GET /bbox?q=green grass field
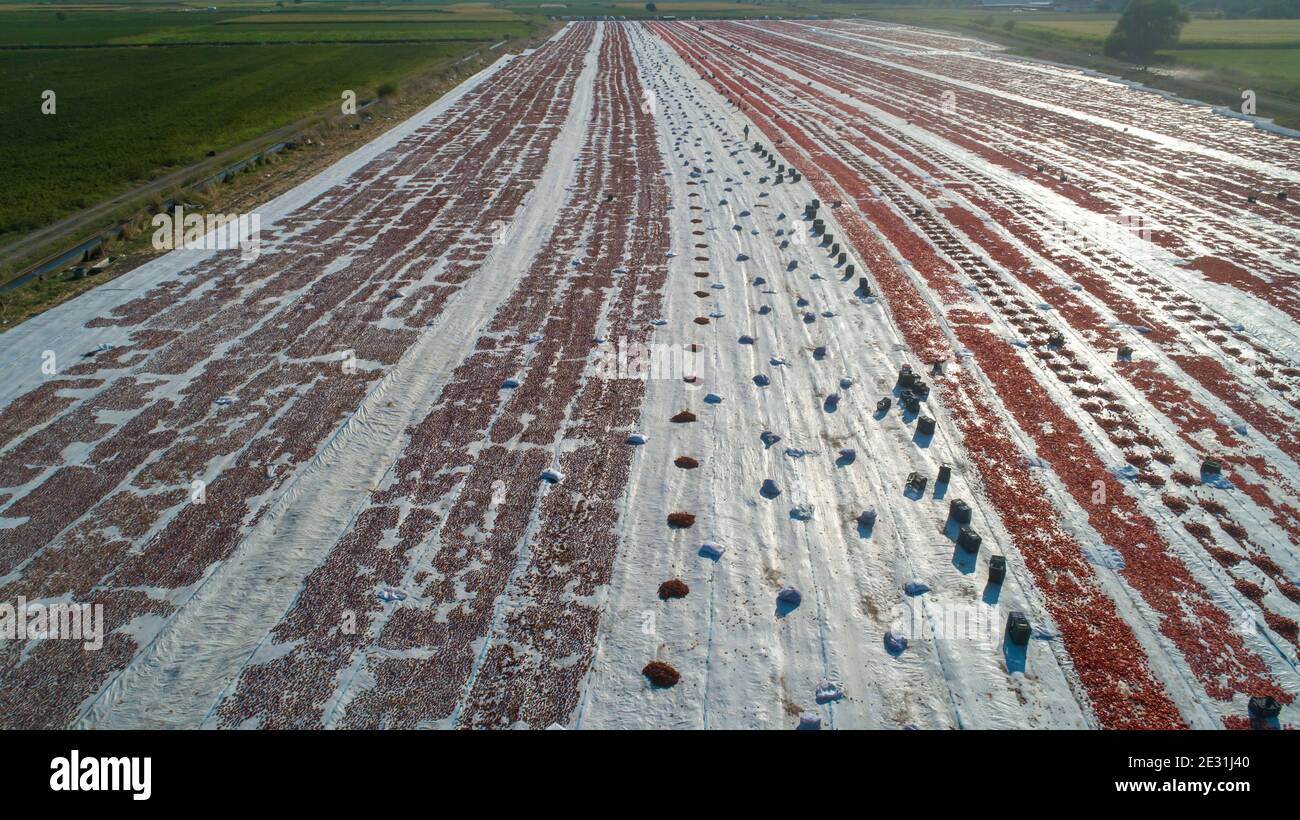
[1169,46,1300,98]
[0,2,541,247]
[0,5,533,45]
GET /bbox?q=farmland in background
[0,1,542,247]
[7,1,1297,296]
[855,8,1300,119]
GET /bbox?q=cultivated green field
[0,2,542,248]
[0,4,533,45]
[1,43,463,237]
